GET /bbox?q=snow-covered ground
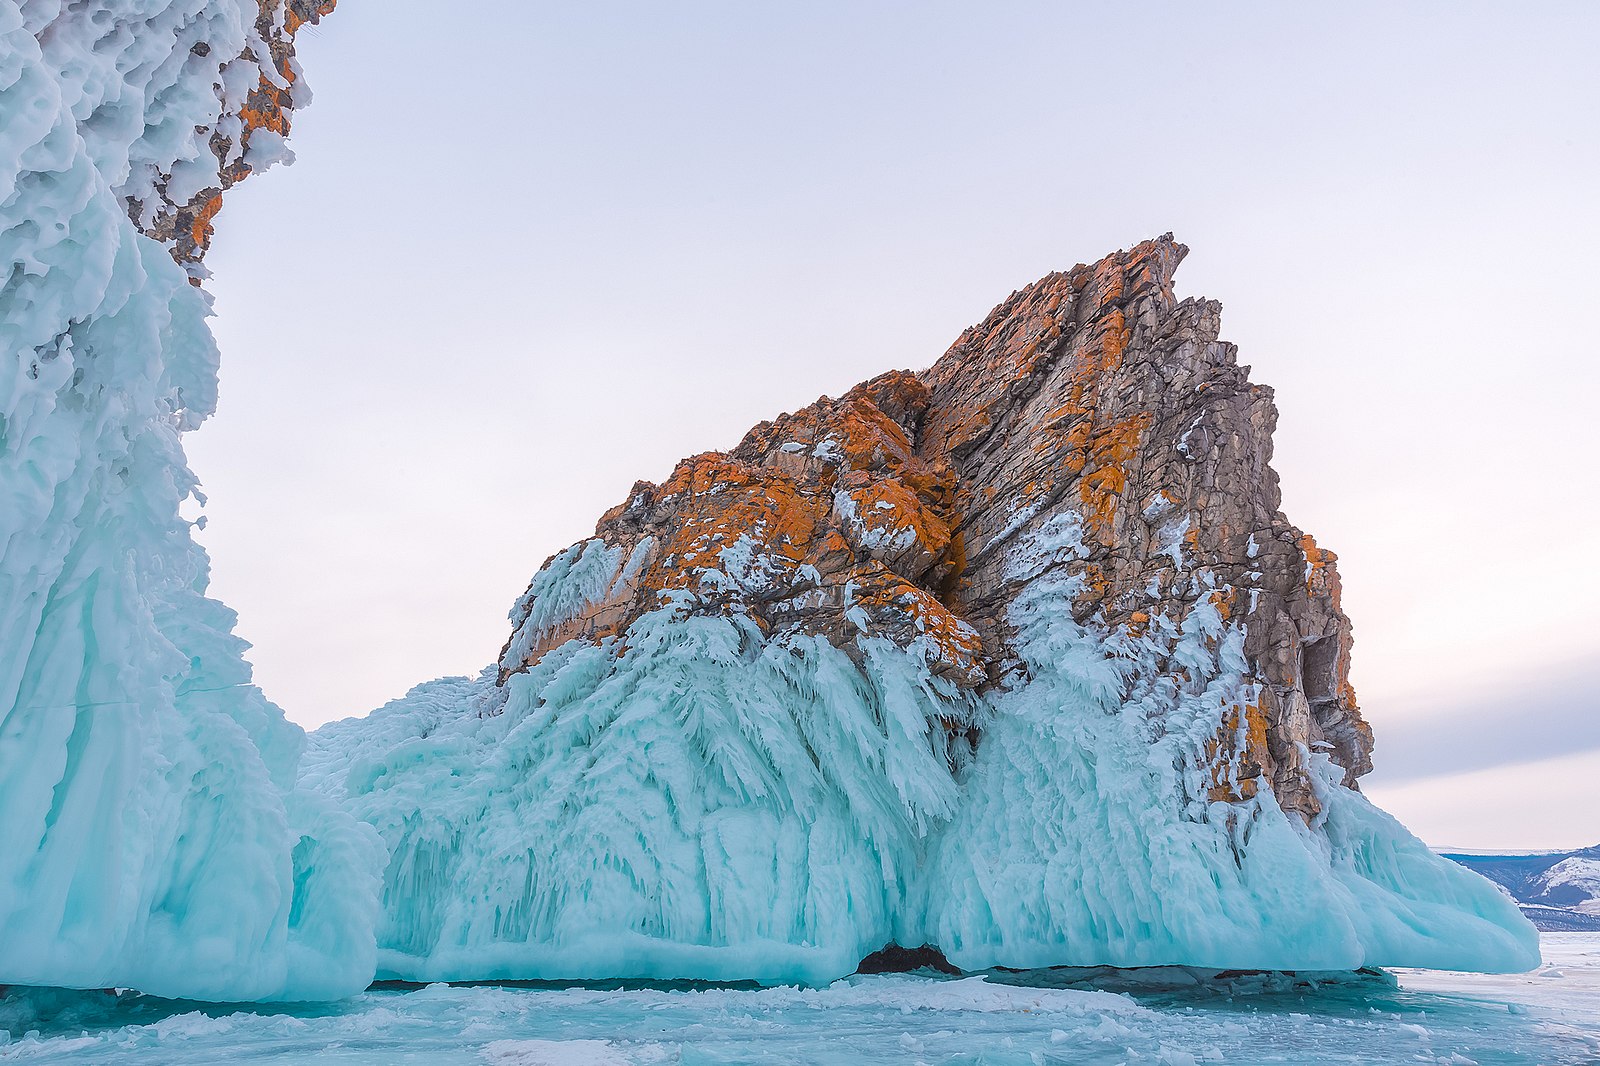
[2,935,1595,1065]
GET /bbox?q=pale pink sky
[190,2,1598,849]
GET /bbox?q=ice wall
[303,616,975,985]
[304,517,1538,983]
[0,0,378,1001]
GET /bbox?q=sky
[190,2,1598,850]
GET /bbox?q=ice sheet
[2,935,1595,1065]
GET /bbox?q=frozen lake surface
[3,935,1595,1064]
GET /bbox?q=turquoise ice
[0,0,379,1001]
[301,518,1538,986]
[3,934,1598,1065]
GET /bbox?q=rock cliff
[500,235,1370,823]
[301,237,1535,983]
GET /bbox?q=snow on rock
[0,0,378,1002]
[1445,846,1600,930]
[1533,857,1600,911]
[304,238,1538,984]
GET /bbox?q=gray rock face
[918,235,1371,816]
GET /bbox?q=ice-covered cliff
[303,237,1539,984]
[0,0,379,1001]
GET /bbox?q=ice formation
[0,0,378,1000]
[920,518,1537,973]
[305,518,1534,984]
[303,239,1538,985]
[10,945,1600,1066]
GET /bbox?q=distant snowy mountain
[1445,847,1600,931]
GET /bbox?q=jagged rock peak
[307,237,1533,983]
[499,235,1373,821]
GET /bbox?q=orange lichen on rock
[138,0,337,272]
[624,455,821,607]
[188,193,224,254]
[1075,308,1132,396]
[847,565,984,685]
[837,477,952,570]
[500,369,983,690]
[941,407,992,458]
[284,0,337,35]
[1206,697,1271,802]
[1076,413,1150,542]
[832,400,916,472]
[1297,533,1338,594]
[238,62,294,138]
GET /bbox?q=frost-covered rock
[0,0,379,1001]
[306,238,1539,983]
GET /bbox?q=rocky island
[303,237,1535,985]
